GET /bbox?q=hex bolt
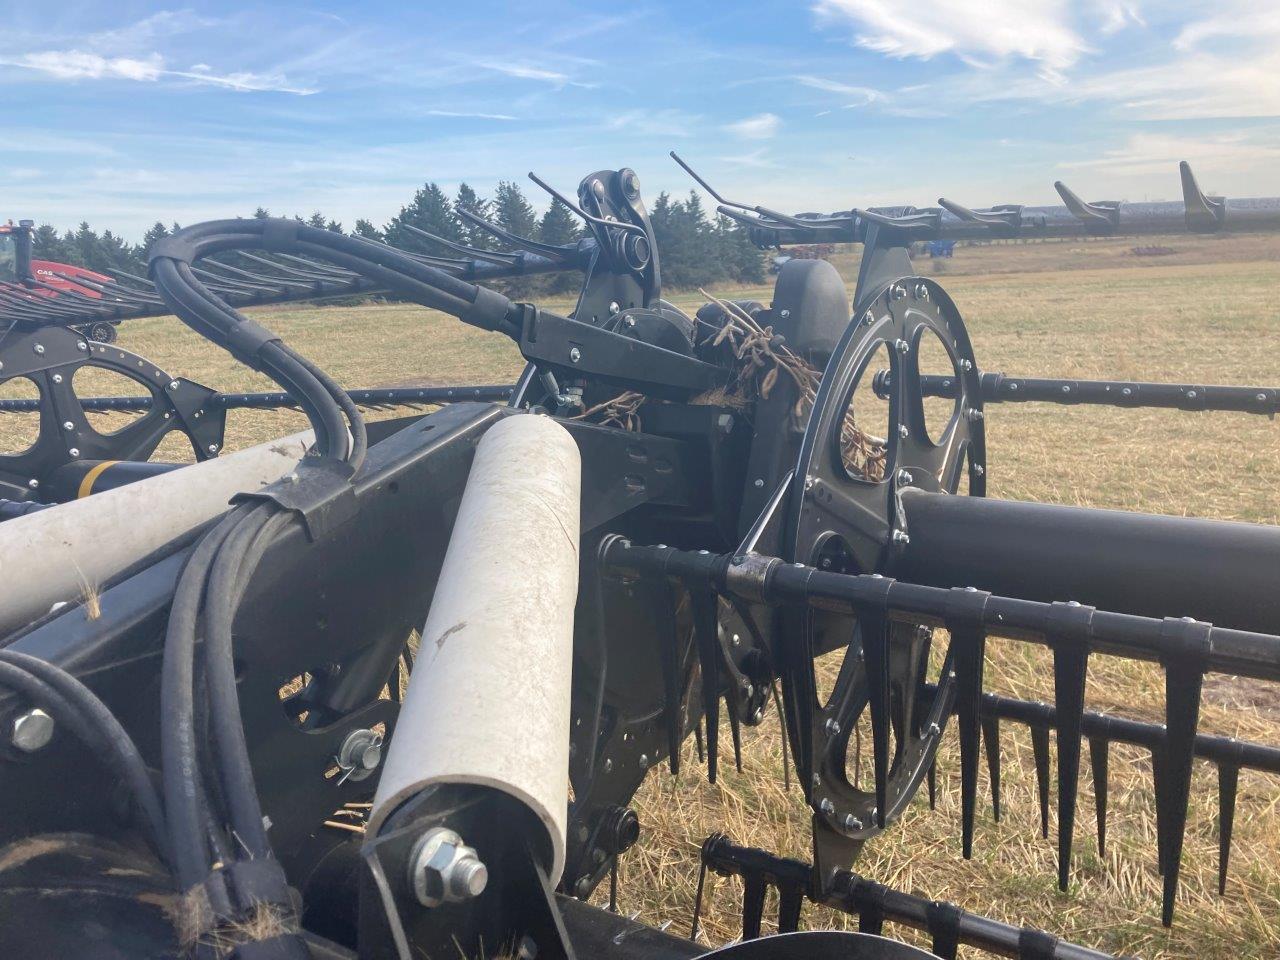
[891,285,907,300]
[51,373,62,384]
[77,341,88,351]
[973,464,985,476]
[843,814,863,831]
[408,827,489,908]
[898,424,909,439]
[892,530,910,545]
[68,448,80,458]
[1187,390,1198,399]
[1062,385,1071,394]
[608,301,620,315]
[825,717,841,736]
[819,797,835,815]
[959,359,973,372]
[569,347,582,363]
[12,709,55,752]
[928,722,941,737]
[638,753,650,769]
[33,343,45,355]
[1009,382,1019,391]
[168,381,180,391]
[897,469,913,485]
[965,408,984,422]
[207,444,219,454]
[753,478,764,488]
[62,421,74,431]
[27,479,38,489]
[624,315,637,328]
[862,313,874,325]
[896,339,910,354]
[779,308,791,319]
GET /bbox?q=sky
[2,1,1278,241]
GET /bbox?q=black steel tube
[0,384,514,413]
[600,540,1280,681]
[897,489,1280,636]
[874,370,1280,416]
[701,835,1116,960]
[937,685,1280,775]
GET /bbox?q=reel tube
[369,412,582,884]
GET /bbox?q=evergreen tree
[490,181,539,296]
[253,207,271,219]
[307,211,328,229]
[454,183,492,250]
[384,183,459,254]
[141,221,170,255]
[353,219,383,243]
[30,224,68,263]
[71,223,103,272]
[538,200,582,294]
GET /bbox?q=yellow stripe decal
[78,460,120,499]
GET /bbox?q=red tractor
[0,220,120,342]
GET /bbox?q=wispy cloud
[474,61,571,84]
[0,49,318,94]
[425,109,519,121]
[723,113,781,140]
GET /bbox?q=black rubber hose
[201,504,285,859]
[0,659,168,862]
[0,650,169,866]
[160,506,244,888]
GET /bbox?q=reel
[779,277,985,878]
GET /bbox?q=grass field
[3,233,1278,958]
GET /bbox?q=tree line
[26,181,764,294]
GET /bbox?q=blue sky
[2,1,1278,240]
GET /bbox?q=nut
[12,709,54,752]
[409,827,489,908]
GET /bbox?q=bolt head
[409,827,489,908]
[753,478,764,488]
[959,359,973,372]
[33,344,45,355]
[973,464,985,476]
[76,341,87,351]
[62,421,74,431]
[12,709,54,752]
[608,301,620,314]
[965,408,984,422]
[207,444,219,454]
[898,423,909,439]
[897,469,913,485]
[896,339,910,354]
[68,448,80,458]
[825,717,841,736]
[819,797,835,815]
[27,479,38,489]
[779,309,791,319]
[51,373,62,384]
[569,347,582,363]
[892,530,910,544]
[843,814,863,831]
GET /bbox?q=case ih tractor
[0,220,121,343]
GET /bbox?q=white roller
[0,430,313,636]
[369,413,581,884]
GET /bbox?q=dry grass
[2,239,1279,958]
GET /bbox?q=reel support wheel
[779,277,985,886]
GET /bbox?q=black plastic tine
[937,198,1020,236]
[272,251,361,278]
[1151,749,1168,875]
[727,701,744,774]
[777,882,804,934]
[669,151,851,229]
[741,873,767,941]
[690,858,708,940]
[1030,724,1051,839]
[1048,601,1095,890]
[527,171,648,237]
[770,681,791,791]
[204,259,314,290]
[691,589,721,783]
[1217,762,1239,895]
[981,715,1002,822]
[457,207,572,262]
[400,223,519,264]
[1179,161,1226,231]
[858,577,895,829]
[927,758,937,810]
[1088,736,1109,857]
[1155,617,1212,926]
[608,857,619,912]
[850,207,937,230]
[946,586,991,858]
[694,720,705,765]
[655,580,684,777]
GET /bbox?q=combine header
[0,158,1278,960]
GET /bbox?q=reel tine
[1155,617,1212,926]
[777,882,804,935]
[400,223,518,264]
[457,207,573,262]
[691,588,721,783]
[927,758,937,810]
[727,697,744,774]
[741,872,767,941]
[1179,161,1226,231]
[1088,735,1109,857]
[1048,601,1095,890]
[654,579,684,777]
[1030,724,1051,840]
[946,587,991,858]
[857,577,895,829]
[1218,762,1239,895]
[981,714,1002,822]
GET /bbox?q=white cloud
[1058,132,1280,178]
[812,0,1090,71]
[607,108,702,137]
[723,113,781,140]
[425,109,518,121]
[0,49,317,95]
[793,74,882,106]
[474,61,571,84]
